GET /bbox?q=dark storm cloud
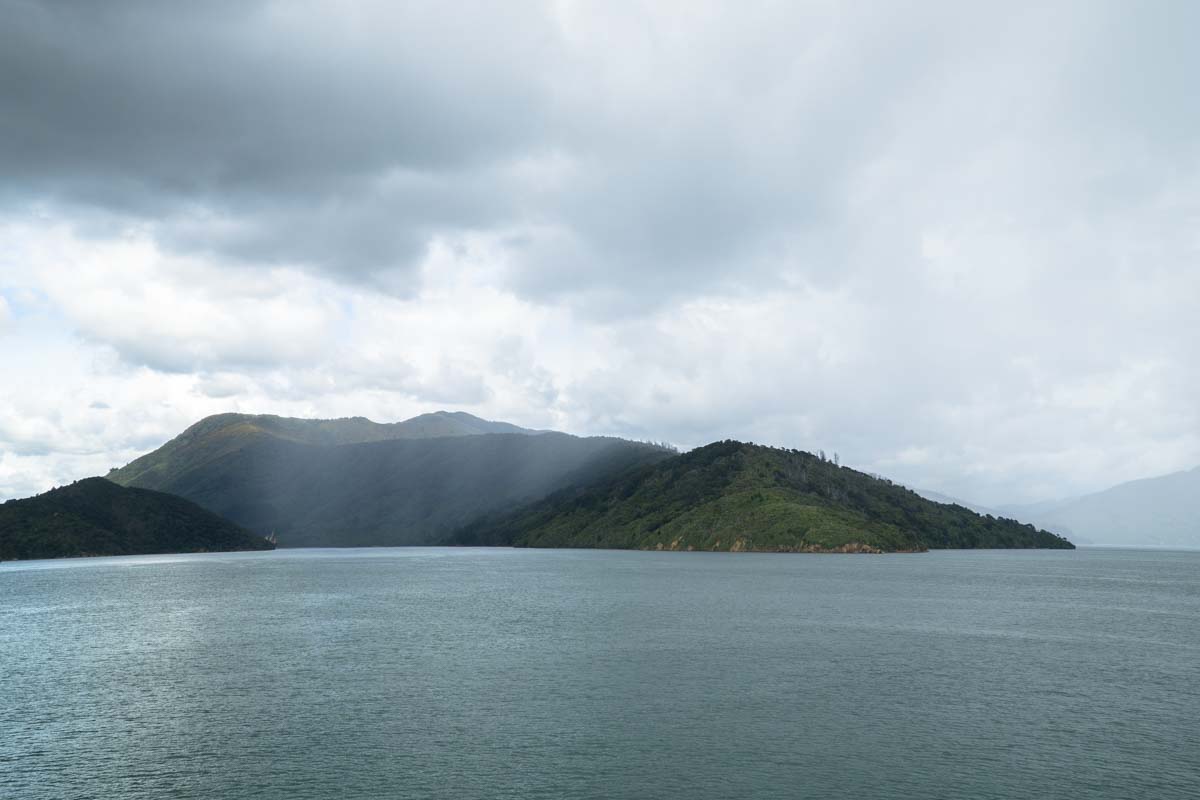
[0,0,559,274]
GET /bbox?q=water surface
[2,547,1198,799]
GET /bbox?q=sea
[2,547,1197,799]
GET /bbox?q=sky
[1,0,1197,506]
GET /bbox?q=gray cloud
[1,1,1081,295]
[6,2,1195,298]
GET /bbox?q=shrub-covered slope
[451,441,1075,552]
[0,478,273,560]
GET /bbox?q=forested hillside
[452,441,1075,553]
[0,478,273,560]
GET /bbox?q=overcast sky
[1,0,1197,506]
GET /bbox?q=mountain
[1002,466,1200,547]
[108,413,673,547]
[451,441,1074,552]
[108,411,541,488]
[0,478,273,560]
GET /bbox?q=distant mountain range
[108,412,672,547]
[917,466,1200,548]
[453,441,1073,552]
[0,477,273,560]
[997,466,1200,548]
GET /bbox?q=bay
[2,547,1198,799]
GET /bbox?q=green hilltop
[451,440,1076,553]
[0,477,274,561]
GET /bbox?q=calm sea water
[2,547,1198,799]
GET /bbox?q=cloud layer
[2,1,1198,505]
